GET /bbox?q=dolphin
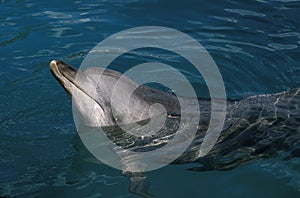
[50,60,300,197]
[50,60,181,126]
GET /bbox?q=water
[1,0,300,197]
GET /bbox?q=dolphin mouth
[50,60,106,112]
[50,60,78,95]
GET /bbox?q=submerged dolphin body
[50,60,300,197]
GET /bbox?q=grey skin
[50,60,300,197]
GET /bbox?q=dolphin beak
[50,60,79,95]
[50,60,77,84]
[50,60,106,112]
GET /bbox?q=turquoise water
[1,0,300,197]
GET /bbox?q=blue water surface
[0,0,300,197]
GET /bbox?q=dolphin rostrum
[50,60,300,197]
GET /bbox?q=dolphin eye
[115,115,123,124]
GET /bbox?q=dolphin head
[50,60,179,127]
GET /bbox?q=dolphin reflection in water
[50,60,300,197]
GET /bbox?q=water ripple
[225,8,266,17]
[0,31,29,47]
[268,32,300,38]
[207,38,274,51]
[268,43,298,50]
[33,11,73,19]
[212,16,238,23]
